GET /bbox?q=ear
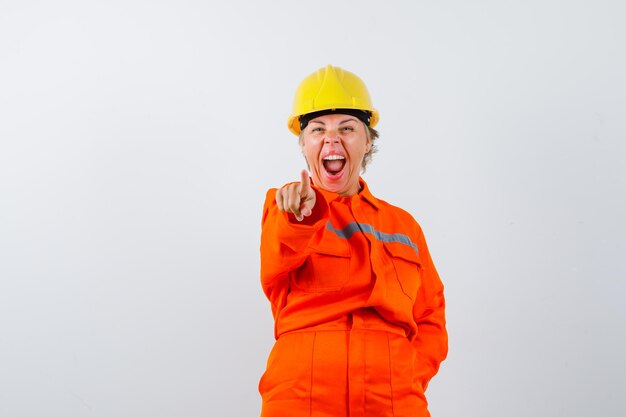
[299,133,305,149]
[365,136,372,154]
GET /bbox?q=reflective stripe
[326,221,419,255]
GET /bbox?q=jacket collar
[357,178,380,210]
[314,177,380,211]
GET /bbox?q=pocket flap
[383,241,420,266]
[308,235,351,257]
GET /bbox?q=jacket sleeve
[411,225,448,391]
[260,186,329,318]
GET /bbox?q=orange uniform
[259,179,447,417]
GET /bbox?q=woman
[259,65,447,417]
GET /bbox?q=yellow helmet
[287,65,380,135]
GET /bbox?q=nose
[324,128,341,144]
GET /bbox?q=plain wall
[1,0,624,416]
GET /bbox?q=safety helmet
[287,65,380,135]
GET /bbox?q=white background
[1,1,625,416]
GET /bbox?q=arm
[260,171,329,316]
[411,226,448,391]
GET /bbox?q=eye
[341,126,354,132]
[311,126,324,133]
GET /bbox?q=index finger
[299,169,311,195]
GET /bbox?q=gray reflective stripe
[325,221,419,255]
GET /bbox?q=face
[300,113,372,196]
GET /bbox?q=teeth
[323,155,345,161]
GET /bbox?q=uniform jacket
[260,178,447,390]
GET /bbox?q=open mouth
[322,154,346,176]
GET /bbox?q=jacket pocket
[292,239,351,292]
[384,242,422,300]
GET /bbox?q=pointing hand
[275,170,317,222]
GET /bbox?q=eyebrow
[310,117,358,126]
